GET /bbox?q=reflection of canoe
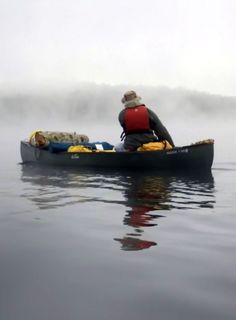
[20,140,214,171]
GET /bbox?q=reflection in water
[115,172,215,250]
[113,237,157,251]
[20,165,215,251]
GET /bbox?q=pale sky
[0,0,236,96]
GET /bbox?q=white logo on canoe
[167,148,189,155]
[71,154,80,159]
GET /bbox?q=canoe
[20,140,214,172]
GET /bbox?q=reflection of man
[124,207,164,228]
[114,174,170,251]
[125,175,171,210]
[123,175,169,233]
[114,237,157,251]
[114,207,162,251]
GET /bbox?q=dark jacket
[119,105,175,150]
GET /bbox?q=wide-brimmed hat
[121,90,142,107]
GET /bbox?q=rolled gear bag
[29,131,89,147]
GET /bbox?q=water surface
[1,157,236,320]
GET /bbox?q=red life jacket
[124,105,150,134]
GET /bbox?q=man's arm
[148,109,175,147]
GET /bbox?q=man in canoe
[117,90,175,151]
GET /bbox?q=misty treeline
[0,84,235,123]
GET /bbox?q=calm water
[1,137,236,320]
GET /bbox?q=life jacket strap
[120,131,126,141]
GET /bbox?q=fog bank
[1,84,235,123]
